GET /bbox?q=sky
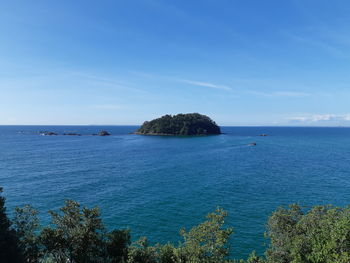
[1,0,350,126]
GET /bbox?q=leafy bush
[2,187,350,263]
[266,204,350,263]
[0,187,24,263]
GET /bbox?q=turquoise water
[1,126,350,259]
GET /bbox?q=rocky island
[135,113,221,135]
[91,130,111,136]
[98,130,110,136]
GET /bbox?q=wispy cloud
[129,71,157,79]
[69,71,149,94]
[247,90,311,97]
[132,71,233,92]
[288,114,350,123]
[274,91,311,97]
[70,72,132,86]
[178,79,232,91]
[283,32,347,58]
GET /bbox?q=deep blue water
[1,126,350,259]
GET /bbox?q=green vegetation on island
[135,113,221,136]
[2,187,350,263]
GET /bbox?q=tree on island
[136,113,221,136]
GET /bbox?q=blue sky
[1,0,350,126]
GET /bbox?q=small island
[135,113,221,136]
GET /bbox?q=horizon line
[1,124,350,128]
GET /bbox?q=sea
[1,125,350,259]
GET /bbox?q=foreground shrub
[0,187,24,263]
[266,204,350,263]
[2,186,350,263]
[39,200,107,262]
[178,208,233,263]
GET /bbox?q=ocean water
[1,126,350,259]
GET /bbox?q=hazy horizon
[2,123,350,127]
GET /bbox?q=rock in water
[40,131,58,136]
[98,130,110,136]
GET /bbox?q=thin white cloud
[69,71,150,94]
[134,71,315,97]
[288,116,311,122]
[132,71,233,92]
[283,32,347,58]
[178,79,232,91]
[130,71,159,79]
[274,91,311,97]
[70,72,132,86]
[288,114,350,123]
[247,90,311,97]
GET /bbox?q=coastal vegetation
[1,187,350,263]
[135,113,221,136]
